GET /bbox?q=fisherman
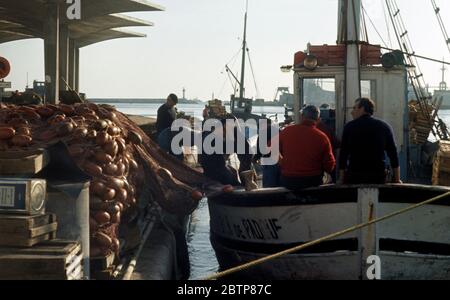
[202,104,209,120]
[317,104,340,150]
[254,118,280,188]
[198,118,256,189]
[278,105,336,191]
[156,93,181,158]
[338,98,402,184]
[317,104,340,182]
[156,93,178,136]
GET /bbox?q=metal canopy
[0,30,34,44]
[77,28,146,48]
[0,0,164,103]
[0,0,163,46]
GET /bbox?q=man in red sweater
[279,105,336,191]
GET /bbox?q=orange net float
[0,57,11,79]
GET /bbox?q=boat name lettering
[216,214,282,241]
[239,218,282,241]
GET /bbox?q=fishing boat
[209,185,450,280]
[225,1,266,123]
[208,0,450,280]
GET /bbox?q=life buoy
[0,57,11,79]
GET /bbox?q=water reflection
[187,198,219,279]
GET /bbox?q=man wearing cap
[156,94,179,156]
[279,105,336,191]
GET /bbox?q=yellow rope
[201,190,450,280]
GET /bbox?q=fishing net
[0,102,217,257]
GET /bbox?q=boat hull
[208,185,450,280]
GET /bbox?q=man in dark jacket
[198,118,254,187]
[156,94,178,135]
[339,98,402,184]
[156,94,178,154]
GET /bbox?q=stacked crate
[409,100,435,145]
[207,99,226,118]
[0,239,83,280]
[432,140,450,186]
[0,149,83,279]
[0,213,57,247]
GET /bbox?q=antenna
[440,58,447,90]
[26,72,29,88]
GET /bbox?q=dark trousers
[281,175,323,191]
[345,170,386,184]
[158,128,184,161]
[204,165,241,186]
[262,164,280,188]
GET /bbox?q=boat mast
[338,0,362,118]
[238,0,248,107]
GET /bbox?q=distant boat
[226,1,266,122]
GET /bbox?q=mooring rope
[200,190,450,280]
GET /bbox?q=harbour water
[103,102,287,124]
[99,101,450,280]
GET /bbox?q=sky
[1,0,450,101]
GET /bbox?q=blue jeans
[157,128,172,152]
[158,128,183,161]
[262,164,280,188]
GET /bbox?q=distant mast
[239,0,248,103]
[338,0,361,119]
[231,0,249,112]
[440,59,447,91]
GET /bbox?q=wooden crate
[90,252,116,280]
[0,149,49,175]
[91,266,115,280]
[432,141,450,186]
[0,213,57,247]
[0,239,83,280]
[90,252,116,271]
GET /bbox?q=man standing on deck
[156,94,178,136]
[199,118,255,189]
[156,93,179,154]
[279,105,336,191]
[339,98,402,184]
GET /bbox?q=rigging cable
[385,0,440,139]
[382,0,393,48]
[246,45,260,99]
[431,0,450,55]
[360,4,370,43]
[362,4,389,48]
[219,47,243,99]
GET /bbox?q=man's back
[279,121,335,177]
[340,115,398,173]
[156,103,176,135]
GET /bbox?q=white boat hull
[208,185,450,280]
